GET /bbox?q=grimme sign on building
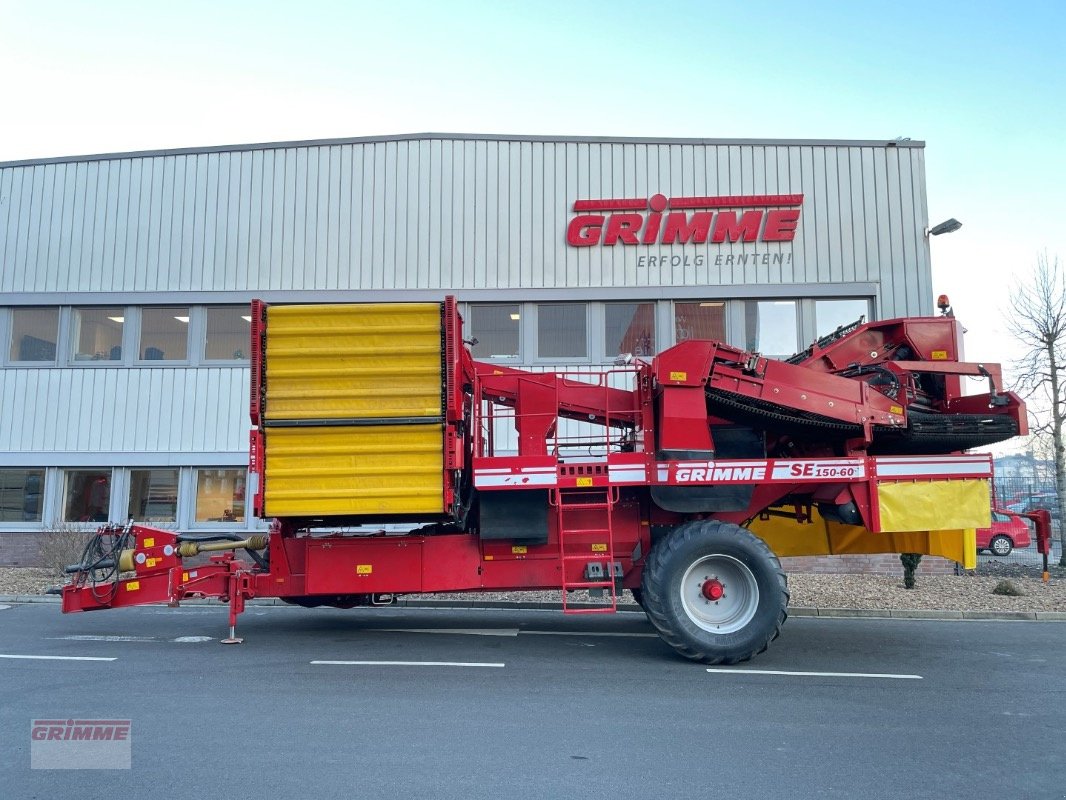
[567,193,802,268]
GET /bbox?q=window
[0,469,45,522]
[63,469,112,522]
[743,300,798,357]
[469,304,520,360]
[675,302,726,342]
[128,469,178,522]
[537,304,587,358]
[9,308,59,362]
[206,307,251,361]
[195,469,246,523]
[815,299,869,337]
[605,303,655,358]
[73,308,124,361]
[140,307,189,361]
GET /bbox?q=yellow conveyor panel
[264,303,443,421]
[264,425,445,517]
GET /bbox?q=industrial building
[0,133,933,564]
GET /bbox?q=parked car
[1019,494,1060,518]
[976,509,1032,556]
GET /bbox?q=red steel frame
[62,298,1032,631]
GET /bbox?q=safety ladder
[553,486,619,614]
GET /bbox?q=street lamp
[927,218,963,236]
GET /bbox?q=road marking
[373,628,520,637]
[0,654,116,662]
[47,635,155,642]
[173,636,213,643]
[311,660,505,668]
[706,668,922,679]
[0,604,11,611]
[520,630,660,638]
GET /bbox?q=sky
[0,0,1063,421]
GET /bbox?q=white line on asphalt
[520,630,660,638]
[372,628,520,637]
[0,654,116,662]
[46,635,155,642]
[706,668,922,679]
[0,604,11,611]
[311,660,505,668]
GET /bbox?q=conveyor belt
[706,389,1020,455]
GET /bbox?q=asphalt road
[1,603,1063,800]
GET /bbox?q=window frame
[203,306,252,364]
[69,306,131,367]
[533,302,591,363]
[5,306,61,366]
[135,306,193,365]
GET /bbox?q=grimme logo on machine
[566,193,803,252]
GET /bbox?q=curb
[2,594,1064,620]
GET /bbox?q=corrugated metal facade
[1,135,928,303]
[0,133,931,488]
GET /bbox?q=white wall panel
[0,368,250,460]
[0,135,930,315]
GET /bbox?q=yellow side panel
[749,510,978,569]
[877,479,990,532]
[264,425,444,517]
[264,303,442,421]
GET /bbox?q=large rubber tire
[641,520,789,664]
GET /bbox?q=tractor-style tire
[641,520,789,664]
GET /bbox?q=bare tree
[1007,252,1066,565]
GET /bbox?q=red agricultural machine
[62,297,1043,663]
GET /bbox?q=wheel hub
[701,578,725,601]
[679,554,760,634]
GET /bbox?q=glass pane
[743,300,798,357]
[140,307,189,361]
[73,309,124,361]
[63,469,112,522]
[675,302,726,342]
[605,303,655,357]
[195,469,246,523]
[470,304,520,360]
[0,469,45,522]
[10,308,59,362]
[128,469,179,522]
[537,304,587,358]
[815,299,869,336]
[206,307,251,361]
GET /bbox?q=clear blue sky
[1,0,1063,377]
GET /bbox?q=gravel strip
[7,566,1063,613]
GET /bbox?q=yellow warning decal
[591,543,608,553]
[575,477,593,487]
[126,581,140,591]
[143,537,155,548]
[182,572,189,583]
[357,565,373,575]
[146,558,157,569]
[890,405,903,415]
[931,350,948,360]
[669,371,687,381]
[484,555,494,561]
[511,546,528,554]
